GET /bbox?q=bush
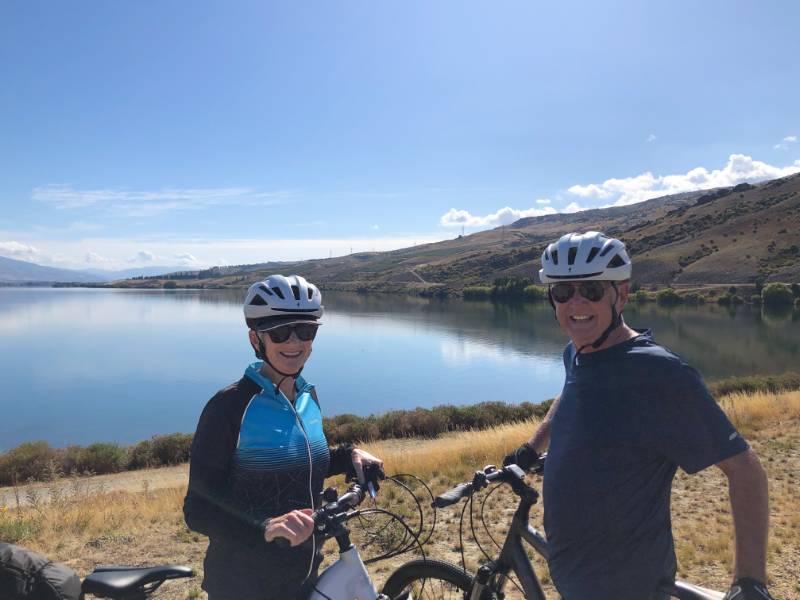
[761,282,794,305]
[76,443,126,474]
[127,439,157,469]
[656,288,682,305]
[792,283,800,298]
[750,294,762,306]
[151,433,193,465]
[0,441,59,485]
[522,285,548,302]
[463,286,492,300]
[632,290,651,303]
[707,372,800,397]
[683,293,705,305]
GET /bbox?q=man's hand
[724,577,775,600]
[502,442,539,471]
[350,448,384,484]
[264,508,314,546]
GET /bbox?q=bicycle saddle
[82,565,194,597]
[669,580,725,600]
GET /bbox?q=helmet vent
[599,244,614,257]
[272,287,285,300]
[586,247,600,263]
[291,285,301,301]
[249,295,268,306]
[307,288,314,300]
[608,254,627,268]
[258,283,273,295]
[551,250,559,265]
[567,247,577,265]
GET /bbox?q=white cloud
[85,252,112,264]
[774,135,797,150]
[370,224,380,230]
[0,240,43,260]
[4,234,449,271]
[128,250,157,264]
[568,154,800,207]
[32,185,292,217]
[646,134,657,143]
[440,203,556,228]
[536,198,551,205]
[562,202,585,214]
[173,252,199,266]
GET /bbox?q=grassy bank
[1,389,799,598]
[3,372,800,486]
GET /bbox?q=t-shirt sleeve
[647,363,749,474]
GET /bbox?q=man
[504,232,772,600]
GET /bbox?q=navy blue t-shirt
[543,330,748,600]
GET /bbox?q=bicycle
[382,455,725,600]
[272,464,431,600]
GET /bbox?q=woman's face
[260,329,313,374]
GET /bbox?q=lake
[1,287,798,450]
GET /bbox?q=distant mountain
[82,266,187,280]
[0,255,105,283]
[114,172,800,290]
[0,256,187,284]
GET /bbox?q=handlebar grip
[432,482,473,508]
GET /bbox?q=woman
[183,274,382,600]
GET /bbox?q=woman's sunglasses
[549,281,607,304]
[263,323,319,343]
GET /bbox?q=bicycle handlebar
[432,454,546,508]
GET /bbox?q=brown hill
[122,173,800,291]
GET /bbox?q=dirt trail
[0,464,188,509]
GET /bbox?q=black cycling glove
[502,443,539,471]
[724,578,774,600]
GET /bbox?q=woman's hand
[350,448,384,484]
[264,508,314,546]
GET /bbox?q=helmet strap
[573,282,623,365]
[254,331,304,385]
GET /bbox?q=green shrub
[792,283,800,298]
[750,294,762,305]
[463,286,492,300]
[523,285,548,302]
[683,293,705,305]
[632,290,650,303]
[127,439,157,469]
[76,443,126,474]
[163,281,178,289]
[0,441,59,485]
[150,433,193,465]
[707,372,800,397]
[656,288,682,305]
[761,282,794,305]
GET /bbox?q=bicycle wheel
[382,559,473,600]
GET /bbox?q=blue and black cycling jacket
[183,363,353,596]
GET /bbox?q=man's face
[552,280,629,350]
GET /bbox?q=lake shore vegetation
[2,372,799,486]
[1,388,798,598]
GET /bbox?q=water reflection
[1,288,798,450]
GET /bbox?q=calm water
[1,288,798,450]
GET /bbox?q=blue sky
[1,1,798,270]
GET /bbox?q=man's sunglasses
[549,281,607,304]
[262,323,319,343]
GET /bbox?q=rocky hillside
[119,173,800,291]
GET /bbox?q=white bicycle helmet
[539,231,631,283]
[243,274,323,330]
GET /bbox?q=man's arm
[527,394,561,454]
[715,448,769,583]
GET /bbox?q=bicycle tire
[381,558,473,600]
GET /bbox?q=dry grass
[1,391,798,599]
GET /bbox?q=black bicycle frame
[469,492,549,600]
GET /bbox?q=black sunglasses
[549,281,607,304]
[263,323,319,343]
